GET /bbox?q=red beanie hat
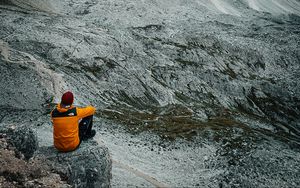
[61,91,74,106]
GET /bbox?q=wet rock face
[35,141,112,188]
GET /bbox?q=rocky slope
[0,124,112,188]
[0,0,300,187]
[0,125,70,188]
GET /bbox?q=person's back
[51,91,96,152]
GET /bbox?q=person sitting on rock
[51,91,96,152]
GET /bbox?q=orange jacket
[50,104,96,152]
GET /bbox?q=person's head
[61,91,74,107]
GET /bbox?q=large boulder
[0,125,70,188]
[35,140,112,188]
[0,125,38,160]
[0,125,112,188]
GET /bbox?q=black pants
[79,115,93,141]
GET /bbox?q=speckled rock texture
[1,125,38,159]
[0,125,70,188]
[0,0,299,134]
[0,124,112,188]
[35,140,112,188]
[0,0,300,187]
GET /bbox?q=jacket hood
[56,103,74,112]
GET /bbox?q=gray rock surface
[1,0,299,136]
[0,125,71,187]
[35,140,112,188]
[0,125,38,159]
[0,124,112,188]
[0,0,300,187]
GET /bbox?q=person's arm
[77,106,96,119]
